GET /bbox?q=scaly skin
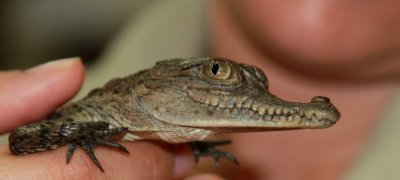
[9,57,340,172]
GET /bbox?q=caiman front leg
[188,140,239,165]
[59,121,129,172]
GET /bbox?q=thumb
[0,58,84,133]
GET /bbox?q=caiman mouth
[187,90,340,129]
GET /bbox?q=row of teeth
[189,93,318,120]
[212,106,318,123]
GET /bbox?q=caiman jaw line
[187,90,332,126]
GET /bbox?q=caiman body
[9,57,340,171]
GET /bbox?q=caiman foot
[189,140,239,165]
[59,121,129,172]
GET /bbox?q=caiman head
[137,57,340,132]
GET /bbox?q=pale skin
[194,0,400,179]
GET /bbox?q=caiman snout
[306,96,340,127]
[311,96,330,103]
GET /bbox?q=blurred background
[1,0,147,69]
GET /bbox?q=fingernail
[26,57,80,73]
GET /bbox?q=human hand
[0,58,195,179]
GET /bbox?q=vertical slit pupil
[211,63,219,75]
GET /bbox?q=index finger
[0,141,184,179]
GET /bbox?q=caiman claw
[189,140,239,165]
[60,121,129,172]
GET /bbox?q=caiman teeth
[226,100,234,108]
[314,111,328,120]
[294,114,301,121]
[210,98,219,106]
[267,107,274,115]
[272,115,279,121]
[282,108,289,114]
[248,110,255,116]
[231,108,239,114]
[243,99,252,108]
[263,114,271,121]
[288,115,293,122]
[257,105,267,115]
[311,116,319,124]
[223,108,230,114]
[251,102,261,112]
[275,108,282,115]
[304,110,314,119]
[203,97,210,105]
[235,101,243,108]
[218,101,226,108]
[187,91,332,125]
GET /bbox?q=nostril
[311,96,330,103]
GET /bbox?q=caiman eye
[205,60,232,79]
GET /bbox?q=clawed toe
[60,121,129,172]
[189,140,239,165]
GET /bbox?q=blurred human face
[219,0,400,81]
